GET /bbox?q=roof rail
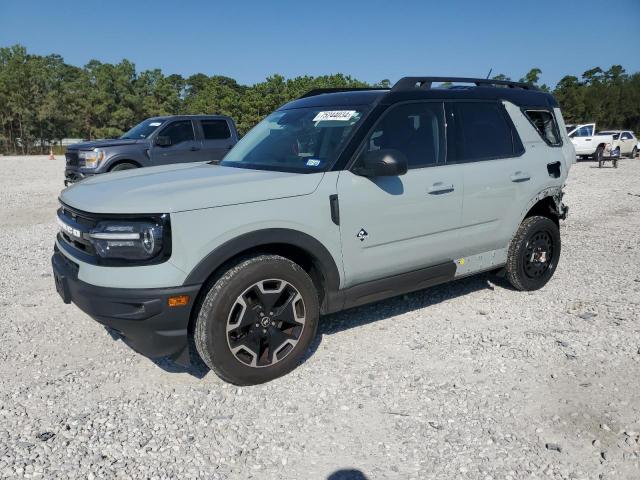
[391,77,537,92]
[299,87,388,99]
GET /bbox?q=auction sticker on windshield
[313,111,356,122]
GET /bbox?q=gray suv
[64,115,238,185]
[52,77,574,385]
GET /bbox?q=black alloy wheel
[194,254,319,385]
[226,279,306,368]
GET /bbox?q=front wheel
[631,147,637,159]
[506,216,561,291]
[194,255,319,385]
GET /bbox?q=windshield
[120,119,165,139]
[221,107,367,173]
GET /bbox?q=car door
[149,119,201,165]
[620,131,634,154]
[198,118,235,163]
[569,124,595,155]
[448,100,549,256]
[337,101,464,287]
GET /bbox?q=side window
[577,126,592,137]
[446,102,516,163]
[524,110,562,146]
[159,120,195,145]
[202,119,231,140]
[361,102,445,168]
[621,132,632,140]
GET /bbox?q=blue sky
[1,0,638,87]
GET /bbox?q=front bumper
[51,247,201,365]
[64,168,96,186]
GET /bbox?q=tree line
[1,44,638,154]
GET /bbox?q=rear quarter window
[524,110,562,146]
[202,119,231,140]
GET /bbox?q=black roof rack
[391,77,537,92]
[299,87,388,99]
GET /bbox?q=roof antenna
[486,68,493,79]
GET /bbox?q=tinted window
[524,110,561,145]
[202,119,231,140]
[621,132,632,140]
[446,102,515,162]
[159,120,194,145]
[575,126,593,137]
[361,102,445,168]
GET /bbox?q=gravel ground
[1,154,639,480]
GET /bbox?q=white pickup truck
[566,123,614,161]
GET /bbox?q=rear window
[524,110,561,146]
[445,102,517,162]
[202,119,231,140]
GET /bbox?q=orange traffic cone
[49,147,55,160]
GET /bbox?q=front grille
[65,151,79,166]
[57,205,99,258]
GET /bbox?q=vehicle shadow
[327,469,369,480]
[149,271,504,378]
[304,271,504,359]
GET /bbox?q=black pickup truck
[64,115,238,185]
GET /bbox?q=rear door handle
[428,183,455,194]
[510,171,531,183]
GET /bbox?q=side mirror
[355,149,408,177]
[156,135,172,147]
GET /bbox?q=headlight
[88,219,166,261]
[80,148,105,168]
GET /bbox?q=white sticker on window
[306,159,321,167]
[149,122,162,127]
[313,110,356,122]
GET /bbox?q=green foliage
[0,45,639,154]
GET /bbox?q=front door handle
[510,171,531,183]
[428,183,455,195]
[190,147,201,151]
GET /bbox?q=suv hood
[60,163,324,214]
[67,138,142,150]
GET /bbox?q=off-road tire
[194,255,319,385]
[110,162,137,172]
[506,216,561,291]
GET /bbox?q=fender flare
[182,228,342,294]
[103,155,143,171]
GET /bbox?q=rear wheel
[194,255,319,385]
[110,162,137,172]
[506,216,561,291]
